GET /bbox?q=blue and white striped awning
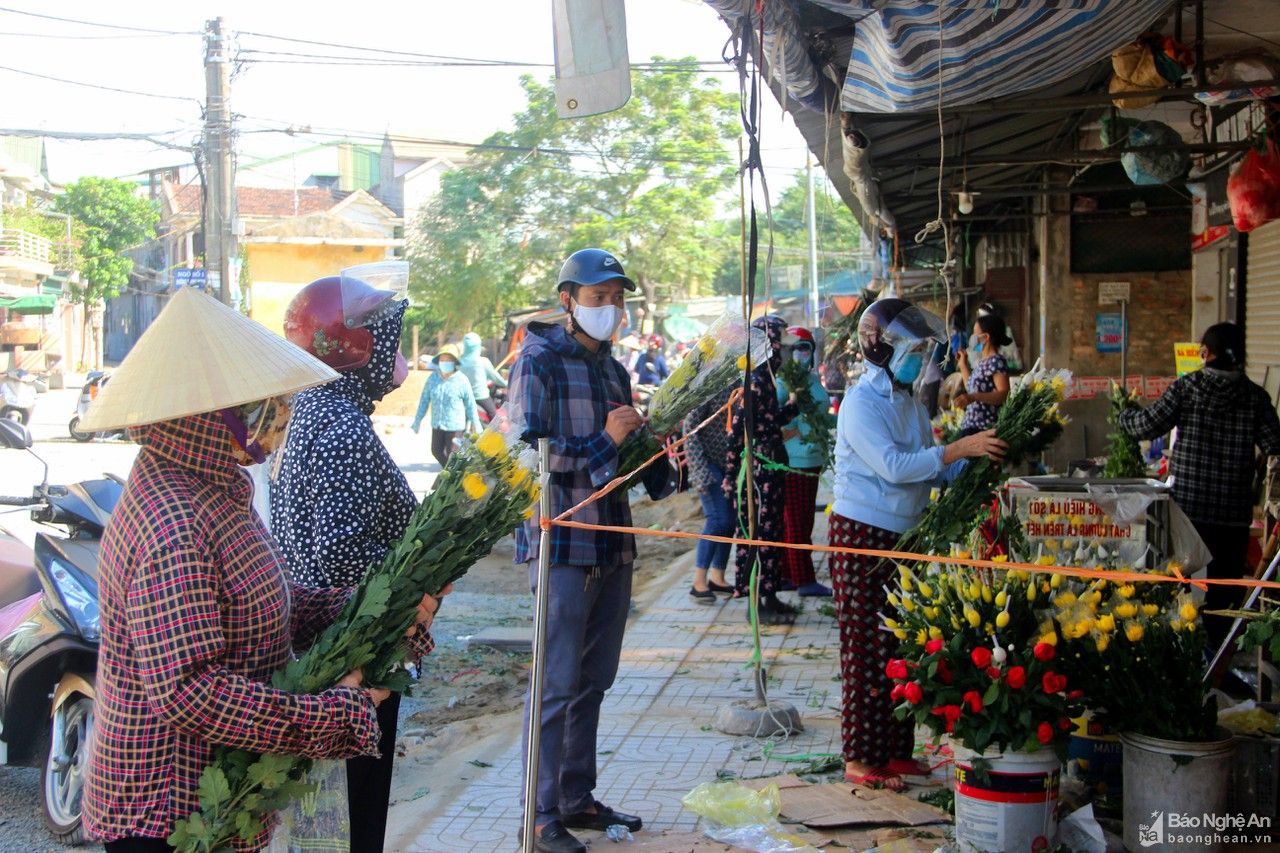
[828,0,1169,113]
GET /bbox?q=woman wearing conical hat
[78,287,442,852]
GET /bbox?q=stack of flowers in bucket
[884,558,1087,852]
[1047,560,1229,853]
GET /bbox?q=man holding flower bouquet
[830,298,1006,790]
[511,248,674,853]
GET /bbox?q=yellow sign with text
[1174,342,1203,376]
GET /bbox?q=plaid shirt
[1120,369,1280,526]
[84,413,381,847]
[512,322,672,568]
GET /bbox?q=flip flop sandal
[886,758,931,776]
[845,767,906,792]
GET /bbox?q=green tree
[54,176,159,305]
[710,170,864,296]
[408,59,740,335]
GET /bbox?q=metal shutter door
[1246,219,1280,392]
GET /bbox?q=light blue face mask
[889,350,926,385]
[438,361,456,374]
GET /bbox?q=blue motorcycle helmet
[556,248,636,293]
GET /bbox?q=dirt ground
[376,369,430,419]
[387,488,706,818]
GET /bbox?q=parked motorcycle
[68,372,124,442]
[1,368,38,424]
[0,418,120,844]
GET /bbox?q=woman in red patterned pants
[831,299,1005,790]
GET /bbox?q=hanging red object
[1227,140,1280,232]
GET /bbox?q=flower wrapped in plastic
[169,416,539,852]
[898,366,1073,559]
[617,311,768,482]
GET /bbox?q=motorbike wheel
[0,406,28,425]
[41,692,93,845]
[68,417,93,443]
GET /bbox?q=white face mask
[572,302,625,342]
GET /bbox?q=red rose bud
[891,683,906,702]
[1006,666,1027,689]
[1033,642,1056,662]
[971,647,993,668]
[1037,722,1054,744]
[985,666,1001,680]
[886,659,909,680]
[925,638,945,654]
[963,691,983,713]
[937,659,954,684]
[1067,689,1085,700]
[1042,672,1067,694]
[1058,717,1073,731]
[904,682,924,705]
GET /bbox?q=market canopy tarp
[0,293,56,315]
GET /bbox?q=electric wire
[0,5,197,35]
[0,64,201,104]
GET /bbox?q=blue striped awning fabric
[801,0,1169,113]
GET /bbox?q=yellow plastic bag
[681,781,781,827]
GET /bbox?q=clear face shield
[338,261,410,329]
[883,305,946,385]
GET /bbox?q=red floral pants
[828,511,914,767]
[780,469,821,587]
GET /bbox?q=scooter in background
[1,368,37,425]
[0,418,121,845]
[68,372,125,442]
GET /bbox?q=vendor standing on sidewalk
[511,248,673,853]
[830,298,1006,792]
[1118,322,1280,650]
[412,343,480,467]
[272,270,443,853]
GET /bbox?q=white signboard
[1098,281,1130,304]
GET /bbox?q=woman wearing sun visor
[827,297,1007,791]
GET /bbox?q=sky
[0,0,813,193]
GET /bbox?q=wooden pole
[411,325,421,371]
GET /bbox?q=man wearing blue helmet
[511,248,674,853]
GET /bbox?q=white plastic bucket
[953,746,1061,852]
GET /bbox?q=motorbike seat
[0,533,40,608]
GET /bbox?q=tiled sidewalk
[397,541,850,851]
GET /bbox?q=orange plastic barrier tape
[543,517,1280,592]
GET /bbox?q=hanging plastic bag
[1122,120,1189,185]
[1109,42,1167,108]
[1227,140,1280,233]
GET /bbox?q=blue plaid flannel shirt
[512,322,672,568]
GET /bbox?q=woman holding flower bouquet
[830,298,1007,790]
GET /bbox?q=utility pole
[805,153,819,324]
[203,17,235,305]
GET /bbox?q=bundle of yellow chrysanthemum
[171,423,539,852]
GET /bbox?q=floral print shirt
[961,354,1008,431]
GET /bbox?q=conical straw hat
[80,287,339,432]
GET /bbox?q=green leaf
[196,767,232,811]
[355,574,393,622]
[982,682,1000,707]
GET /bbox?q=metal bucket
[1121,730,1236,852]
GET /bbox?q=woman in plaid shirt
[77,290,440,852]
[1120,322,1280,650]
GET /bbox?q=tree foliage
[710,170,864,296]
[54,176,159,305]
[408,59,739,335]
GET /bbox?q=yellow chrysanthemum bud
[1096,635,1110,652]
[1050,573,1063,589]
[995,590,1008,608]
[1125,622,1144,642]
[1115,602,1137,619]
[996,611,1011,629]
[965,609,981,628]
[461,473,489,500]
[887,593,901,608]
[1037,556,1055,566]
[1027,583,1037,602]
[475,429,507,458]
[893,629,907,640]
[929,626,944,640]
[917,583,934,599]
[951,615,962,630]
[1180,603,1198,622]
[916,629,928,645]
[925,606,940,621]
[1054,591,1077,608]
[884,618,899,630]
[902,598,916,613]
[1098,614,1116,633]
[981,585,993,604]
[1117,584,1136,599]
[1142,603,1159,618]
[967,582,981,601]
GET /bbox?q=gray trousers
[522,563,632,825]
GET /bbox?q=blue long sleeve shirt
[413,371,479,432]
[833,364,965,534]
[776,369,833,470]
